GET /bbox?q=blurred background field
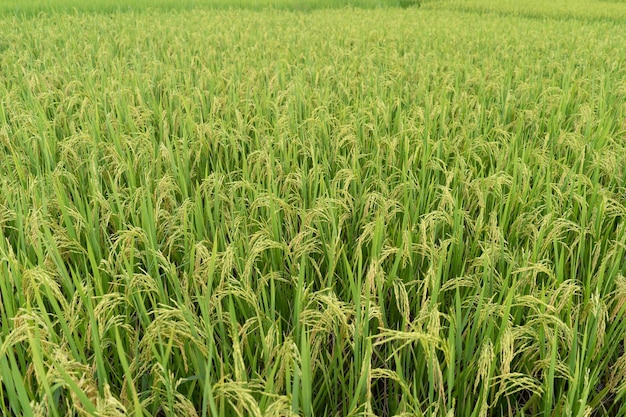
[0,0,392,15]
[2,0,626,18]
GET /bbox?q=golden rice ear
[474,340,495,417]
[21,267,68,310]
[548,279,581,313]
[263,394,297,417]
[212,379,264,417]
[492,373,544,407]
[589,292,608,357]
[30,400,48,417]
[94,383,126,416]
[392,279,410,325]
[611,274,626,320]
[0,309,51,359]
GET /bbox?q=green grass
[0,1,625,416]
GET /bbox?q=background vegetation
[0,1,625,416]
[0,0,393,15]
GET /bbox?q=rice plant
[0,1,625,416]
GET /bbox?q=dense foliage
[1,1,625,416]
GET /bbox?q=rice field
[0,1,625,416]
